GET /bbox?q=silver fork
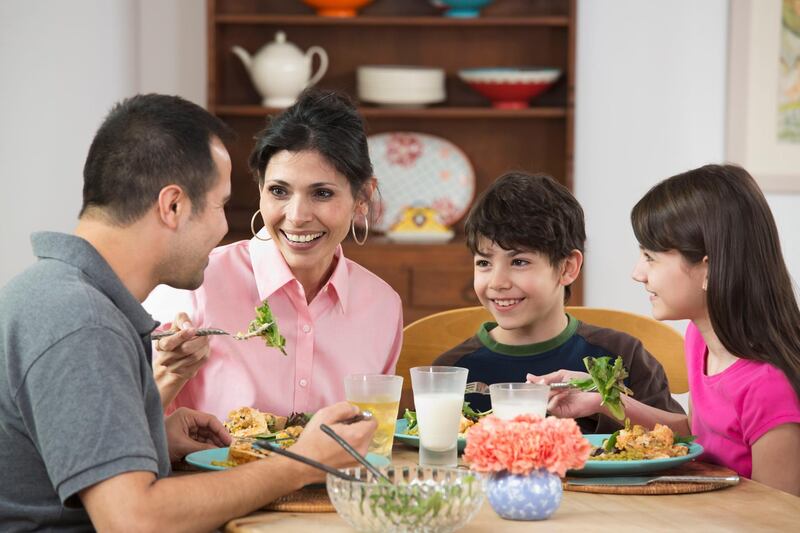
[464,382,491,395]
[151,322,272,341]
[464,381,592,395]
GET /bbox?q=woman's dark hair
[81,93,234,224]
[631,164,800,399]
[248,88,373,201]
[465,171,586,301]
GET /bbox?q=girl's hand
[526,370,601,419]
[546,390,603,419]
[526,369,590,386]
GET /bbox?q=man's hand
[153,312,211,382]
[165,407,232,463]
[289,402,377,483]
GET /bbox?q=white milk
[414,392,463,451]
[493,399,547,420]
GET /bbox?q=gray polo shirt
[0,232,170,531]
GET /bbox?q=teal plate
[394,419,467,453]
[185,447,391,471]
[568,434,704,476]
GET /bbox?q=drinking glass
[344,374,403,460]
[410,366,468,467]
[489,382,549,420]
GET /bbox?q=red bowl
[459,68,561,109]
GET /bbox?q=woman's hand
[527,370,602,419]
[164,407,232,463]
[153,312,210,383]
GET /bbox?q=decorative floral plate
[368,132,475,233]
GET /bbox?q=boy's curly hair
[465,171,586,301]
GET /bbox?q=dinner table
[220,444,800,532]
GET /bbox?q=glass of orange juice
[344,374,403,460]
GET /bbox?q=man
[0,94,375,531]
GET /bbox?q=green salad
[568,356,634,420]
[247,299,287,355]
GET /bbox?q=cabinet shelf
[212,105,568,119]
[215,15,569,27]
[210,0,580,314]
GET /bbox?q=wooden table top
[224,445,800,532]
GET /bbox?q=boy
[432,172,683,432]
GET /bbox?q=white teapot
[232,31,328,108]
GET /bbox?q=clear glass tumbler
[410,366,468,467]
[344,374,403,460]
[489,382,549,420]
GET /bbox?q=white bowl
[358,65,446,106]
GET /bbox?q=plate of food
[393,403,490,453]
[569,424,703,476]
[185,446,391,471]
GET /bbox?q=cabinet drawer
[410,266,479,308]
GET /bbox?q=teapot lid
[263,30,303,59]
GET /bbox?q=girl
[530,164,800,494]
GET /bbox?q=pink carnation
[463,414,592,477]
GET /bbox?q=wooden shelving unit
[209,0,579,323]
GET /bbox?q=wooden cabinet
[209,0,580,323]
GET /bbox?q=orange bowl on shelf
[303,0,372,17]
[458,67,561,109]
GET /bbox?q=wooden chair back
[396,306,688,399]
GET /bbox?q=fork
[464,381,593,395]
[150,322,272,341]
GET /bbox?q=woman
[145,89,403,420]
[528,164,800,495]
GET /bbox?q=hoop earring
[351,211,369,246]
[250,210,270,241]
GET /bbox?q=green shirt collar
[476,314,578,356]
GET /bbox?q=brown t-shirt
[433,316,685,433]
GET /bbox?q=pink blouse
[144,235,403,420]
[685,322,800,477]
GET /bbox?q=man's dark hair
[465,171,586,301]
[81,93,235,224]
[248,88,373,200]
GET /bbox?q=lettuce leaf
[249,299,287,355]
[570,356,634,421]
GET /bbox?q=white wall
[0,0,139,287]
[0,0,205,288]
[574,0,728,324]
[2,0,798,314]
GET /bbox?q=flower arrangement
[463,414,592,477]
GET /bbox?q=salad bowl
[327,465,484,532]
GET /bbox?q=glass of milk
[410,366,468,467]
[489,382,549,420]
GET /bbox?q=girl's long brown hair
[631,164,800,399]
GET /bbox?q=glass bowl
[326,466,484,533]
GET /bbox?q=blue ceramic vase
[484,469,562,521]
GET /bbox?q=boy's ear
[559,250,583,286]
